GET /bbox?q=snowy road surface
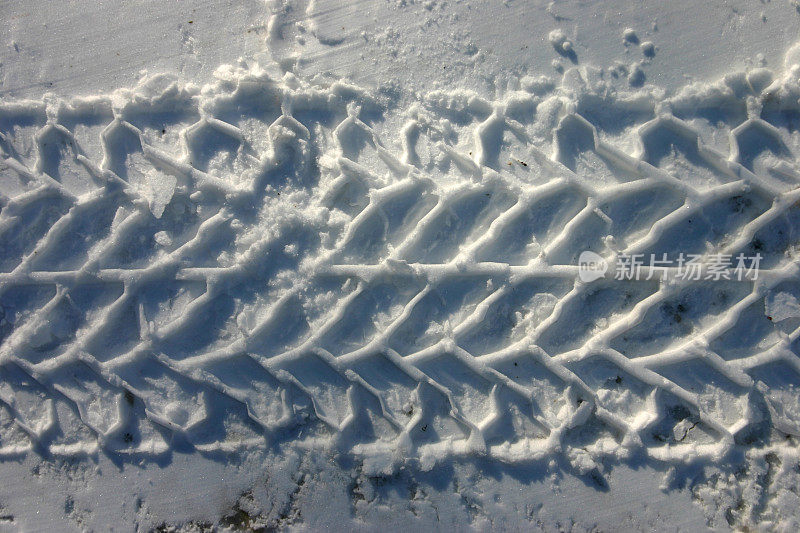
[2,0,800,530]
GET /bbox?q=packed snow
[2,0,800,530]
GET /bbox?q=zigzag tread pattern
[1,64,800,467]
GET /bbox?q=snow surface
[2,0,800,530]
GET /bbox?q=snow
[2,0,800,530]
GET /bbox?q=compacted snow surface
[3,0,800,530]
